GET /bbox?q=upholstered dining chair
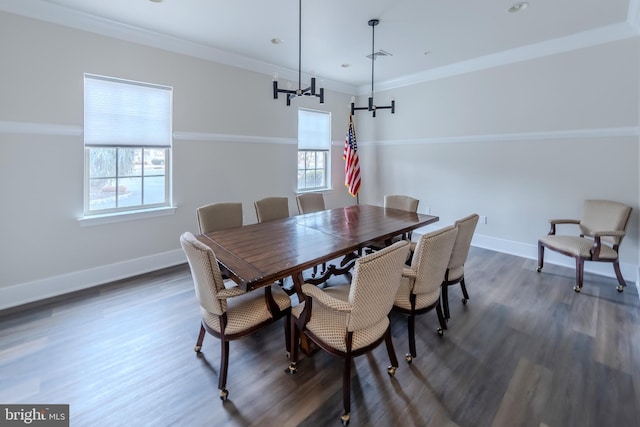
[393,225,458,363]
[368,195,420,252]
[254,196,289,223]
[180,232,291,401]
[288,241,410,426]
[196,202,243,234]
[537,199,632,293]
[296,193,325,214]
[441,213,479,321]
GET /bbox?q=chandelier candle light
[272,0,324,106]
[351,19,395,117]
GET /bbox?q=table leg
[292,272,314,356]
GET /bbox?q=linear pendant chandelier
[272,0,324,106]
[351,19,395,117]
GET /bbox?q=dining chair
[296,192,325,214]
[288,240,410,426]
[254,196,289,223]
[196,202,243,234]
[368,194,420,252]
[393,225,458,363]
[537,199,632,293]
[441,213,479,321]
[180,232,291,401]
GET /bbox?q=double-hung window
[83,74,172,216]
[297,109,331,191]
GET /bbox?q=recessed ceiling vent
[366,49,392,60]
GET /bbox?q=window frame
[82,74,173,218]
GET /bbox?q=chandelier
[272,0,324,106]
[350,19,395,117]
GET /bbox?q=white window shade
[84,74,172,147]
[298,109,330,150]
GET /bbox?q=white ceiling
[1,0,639,94]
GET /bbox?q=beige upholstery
[442,214,479,320]
[254,197,289,223]
[369,195,420,252]
[393,225,458,362]
[196,202,243,234]
[537,200,632,293]
[296,193,325,214]
[289,241,410,425]
[180,232,291,401]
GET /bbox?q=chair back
[347,241,410,332]
[580,200,632,247]
[384,195,419,213]
[254,197,289,223]
[180,232,226,316]
[196,202,243,234]
[410,226,458,296]
[447,214,480,276]
[296,193,325,214]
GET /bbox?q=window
[297,109,331,191]
[83,74,172,216]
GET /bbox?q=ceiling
[1,0,639,94]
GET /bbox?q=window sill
[77,206,177,227]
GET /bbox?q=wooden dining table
[196,204,439,294]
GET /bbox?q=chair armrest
[302,283,352,313]
[217,287,246,299]
[402,267,417,279]
[549,219,580,225]
[591,230,626,238]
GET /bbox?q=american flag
[344,113,361,197]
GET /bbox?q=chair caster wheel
[537,266,542,272]
[286,362,297,374]
[219,389,228,401]
[341,413,350,426]
[573,286,581,293]
[437,328,444,337]
[405,354,413,364]
[286,351,290,359]
[461,298,468,305]
[387,366,397,376]
[616,284,624,293]
[194,345,202,353]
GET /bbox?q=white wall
[354,37,640,280]
[0,12,356,309]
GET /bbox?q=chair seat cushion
[539,235,618,259]
[296,283,389,352]
[202,284,291,335]
[394,276,440,310]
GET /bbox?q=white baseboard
[1,234,637,312]
[0,249,186,311]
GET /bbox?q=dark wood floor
[1,247,639,427]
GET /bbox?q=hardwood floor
[1,247,639,426]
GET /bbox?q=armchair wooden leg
[342,356,352,426]
[574,258,584,293]
[384,326,399,375]
[406,314,416,363]
[284,313,291,356]
[436,302,447,337]
[218,339,230,400]
[441,284,450,320]
[613,261,626,292]
[460,277,470,303]
[287,316,298,374]
[194,323,206,353]
[537,242,544,272]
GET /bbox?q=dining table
[196,204,439,294]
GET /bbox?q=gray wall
[1,11,639,310]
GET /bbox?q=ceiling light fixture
[351,19,394,117]
[272,0,324,106]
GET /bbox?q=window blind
[84,74,172,147]
[298,109,330,150]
